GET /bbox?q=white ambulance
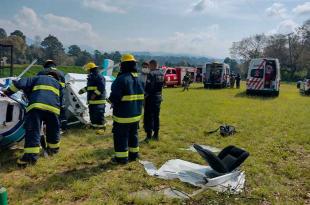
[203,62,231,88]
[246,58,281,96]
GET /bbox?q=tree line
[230,19,310,81]
[0,28,122,67]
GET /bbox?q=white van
[246,58,281,96]
[300,79,310,95]
[203,62,230,88]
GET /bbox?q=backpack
[206,125,236,137]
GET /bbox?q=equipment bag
[206,125,236,137]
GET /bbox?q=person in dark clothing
[79,62,106,134]
[230,74,235,88]
[182,71,191,91]
[143,60,164,142]
[37,60,66,150]
[3,71,63,166]
[109,54,144,164]
[235,73,241,89]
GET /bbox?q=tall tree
[68,45,82,57]
[224,57,239,73]
[0,35,27,63]
[41,35,65,64]
[0,28,7,39]
[75,50,92,66]
[264,34,289,68]
[230,34,267,62]
[10,30,26,41]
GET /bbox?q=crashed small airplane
[0,59,115,149]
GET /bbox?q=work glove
[78,89,84,95]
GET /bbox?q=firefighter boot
[46,148,59,156]
[17,154,38,167]
[153,131,159,141]
[144,132,152,143]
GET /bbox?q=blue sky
[0,0,309,57]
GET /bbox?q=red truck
[161,66,197,87]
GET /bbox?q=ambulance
[246,58,281,96]
[202,62,230,88]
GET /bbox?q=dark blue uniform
[37,68,67,128]
[109,72,144,163]
[79,69,106,127]
[7,75,62,163]
[144,69,164,139]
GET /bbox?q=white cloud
[0,7,104,48]
[82,0,126,13]
[267,19,298,35]
[293,2,310,16]
[265,3,287,18]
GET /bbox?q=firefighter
[37,60,66,150]
[109,54,144,164]
[143,60,164,142]
[37,60,66,127]
[78,62,106,134]
[3,71,63,166]
[182,71,191,91]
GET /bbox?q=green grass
[1,83,309,204]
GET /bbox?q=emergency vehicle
[246,58,281,96]
[299,79,310,95]
[161,66,196,87]
[202,62,230,88]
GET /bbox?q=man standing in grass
[143,60,164,142]
[109,54,144,164]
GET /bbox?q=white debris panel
[140,159,245,193]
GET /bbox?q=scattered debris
[139,159,245,193]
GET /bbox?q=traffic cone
[0,187,8,205]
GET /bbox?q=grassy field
[0,82,309,204]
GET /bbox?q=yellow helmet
[84,62,98,71]
[121,53,136,62]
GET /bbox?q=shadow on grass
[0,146,23,173]
[235,91,278,100]
[13,148,120,198]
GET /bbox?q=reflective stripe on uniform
[112,115,141,123]
[94,90,101,95]
[24,147,40,154]
[60,82,65,87]
[87,86,101,95]
[26,103,60,115]
[131,72,139,77]
[47,142,60,149]
[121,94,144,101]
[88,100,106,105]
[129,147,139,153]
[9,83,19,92]
[115,151,128,158]
[32,85,60,96]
